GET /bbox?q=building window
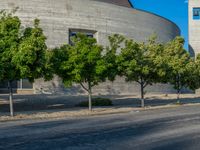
[17,79,33,89]
[69,29,97,44]
[0,81,17,89]
[0,79,33,90]
[193,8,200,20]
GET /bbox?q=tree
[0,11,21,116]
[163,37,191,99]
[185,58,200,91]
[13,19,48,82]
[0,11,48,116]
[103,34,125,81]
[52,33,106,111]
[117,36,164,107]
[184,55,200,93]
[48,45,72,85]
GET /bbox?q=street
[1,105,200,150]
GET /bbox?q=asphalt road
[1,105,200,150]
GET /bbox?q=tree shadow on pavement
[1,110,200,150]
[0,94,200,115]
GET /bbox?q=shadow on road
[1,108,200,150]
[0,94,200,115]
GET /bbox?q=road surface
[1,105,200,150]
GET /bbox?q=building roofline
[134,8,181,34]
[93,0,180,34]
[128,0,134,8]
[94,0,133,8]
[127,1,179,33]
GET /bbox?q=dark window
[70,31,94,38]
[69,29,96,45]
[70,32,77,37]
[193,8,200,20]
[22,79,33,89]
[0,79,33,90]
[0,81,17,89]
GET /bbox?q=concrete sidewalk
[1,94,200,121]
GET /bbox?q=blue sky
[130,0,188,49]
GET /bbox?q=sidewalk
[0,94,200,121]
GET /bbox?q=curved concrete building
[0,0,180,95]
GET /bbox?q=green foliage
[162,37,191,96]
[43,49,55,81]
[0,11,21,81]
[49,45,73,86]
[77,97,113,107]
[69,33,106,87]
[185,55,200,91]
[0,11,48,83]
[12,19,47,82]
[117,35,164,104]
[0,11,48,116]
[51,33,107,110]
[118,36,163,84]
[104,34,125,81]
[0,11,23,116]
[52,33,106,88]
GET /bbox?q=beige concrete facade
[189,0,200,57]
[0,0,180,95]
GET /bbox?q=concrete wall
[0,0,180,95]
[94,0,133,8]
[189,0,200,57]
[189,0,200,94]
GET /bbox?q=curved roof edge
[93,0,180,35]
[135,8,181,34]
[128,0,134,8]
[94,0,133,8]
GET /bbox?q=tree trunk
[8,81,14,117]
[177,88,180,100]
[88,82,92,111]
[176,74,181,100]
[177,87,182,100]
[141,82,145,108]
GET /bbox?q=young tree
[163,37,191,99]
[13,19,48,82]
[0,11,21,116]
[52,33,106,111]
[48,45,72,85]
[103,34,125,81]
[185,58,200,91]
[0,11,48,116]
[117,36,164,107]
[184,55,200,93]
